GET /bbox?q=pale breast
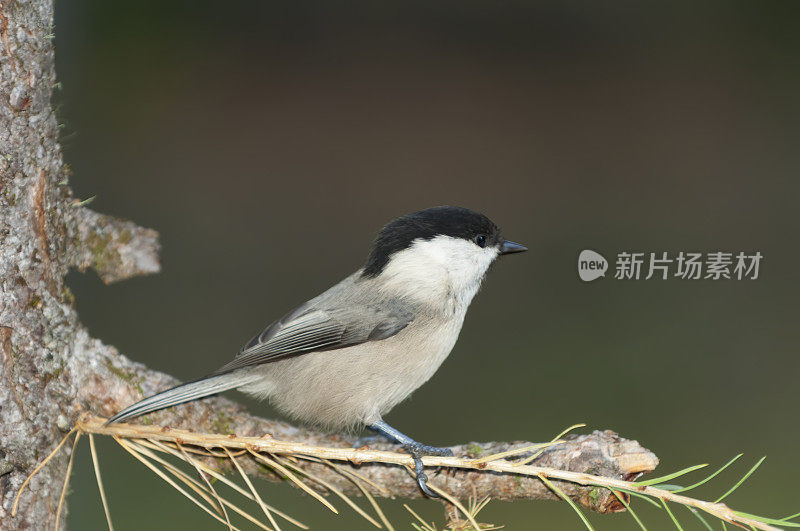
[241,311,466,430]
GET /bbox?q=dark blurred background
[56,1,799,529]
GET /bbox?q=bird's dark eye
[475,235,486,248]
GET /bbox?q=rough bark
[0,0,658,528]
[0,0,157,528]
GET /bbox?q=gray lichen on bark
[0,0,658,528]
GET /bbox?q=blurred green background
[56,1,799,529]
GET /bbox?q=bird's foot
[405,441,454,457]
[365,420,454,498]
[403,442,454,498]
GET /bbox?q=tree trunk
[0,0,160,527]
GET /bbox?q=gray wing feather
[212,303,412,375]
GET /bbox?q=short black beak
[499,240,527,255]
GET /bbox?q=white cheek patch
[379,235,499,309]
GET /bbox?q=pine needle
[115,437,246,531]
[609,489,647,530]
[248,448,339,514]
[143,439,307,529]
[424,480,481,530]
[225,448,281,531]
[123,439,278,531]
[323,459,394,530]
[126,440,223,511]
[140,439,221,476]
[12,426,78,516]
[781,511,800,522]
[519,424,586,465]
[274,455,382,528]
[55,432,81,531]
[468,495,492,517]
[122,439,229,517]
[352,475,394,531]
[313,456,390,496]
[169,465,276,531]
[687,506,713,531]
[538,473,594,531]
[637,464,708,487]
[134,440,272,530]
[610,487,663,509]
[308,456,395,529]
[464,496,502,530]
[161,441,244,458]
[471,441,562,465]
[733,512,800,528]
[672,454,742,494]
[660,499,683,530]
[221,498,277,531]
[404,504,438,531]
[715,457,766,503]
[89,434,114,531]
[178,443,232,531]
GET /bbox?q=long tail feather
[105,373,257,425]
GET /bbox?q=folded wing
[213,304,413,374]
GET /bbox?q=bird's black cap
[362,206,503,278]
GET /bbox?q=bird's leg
[365,420,453,498]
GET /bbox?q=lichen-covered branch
[69,208,160,284]
[68,415,767,531]
[76,412,658,512]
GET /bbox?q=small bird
[108,206,527,495]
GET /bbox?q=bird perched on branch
[108,206,527,496]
